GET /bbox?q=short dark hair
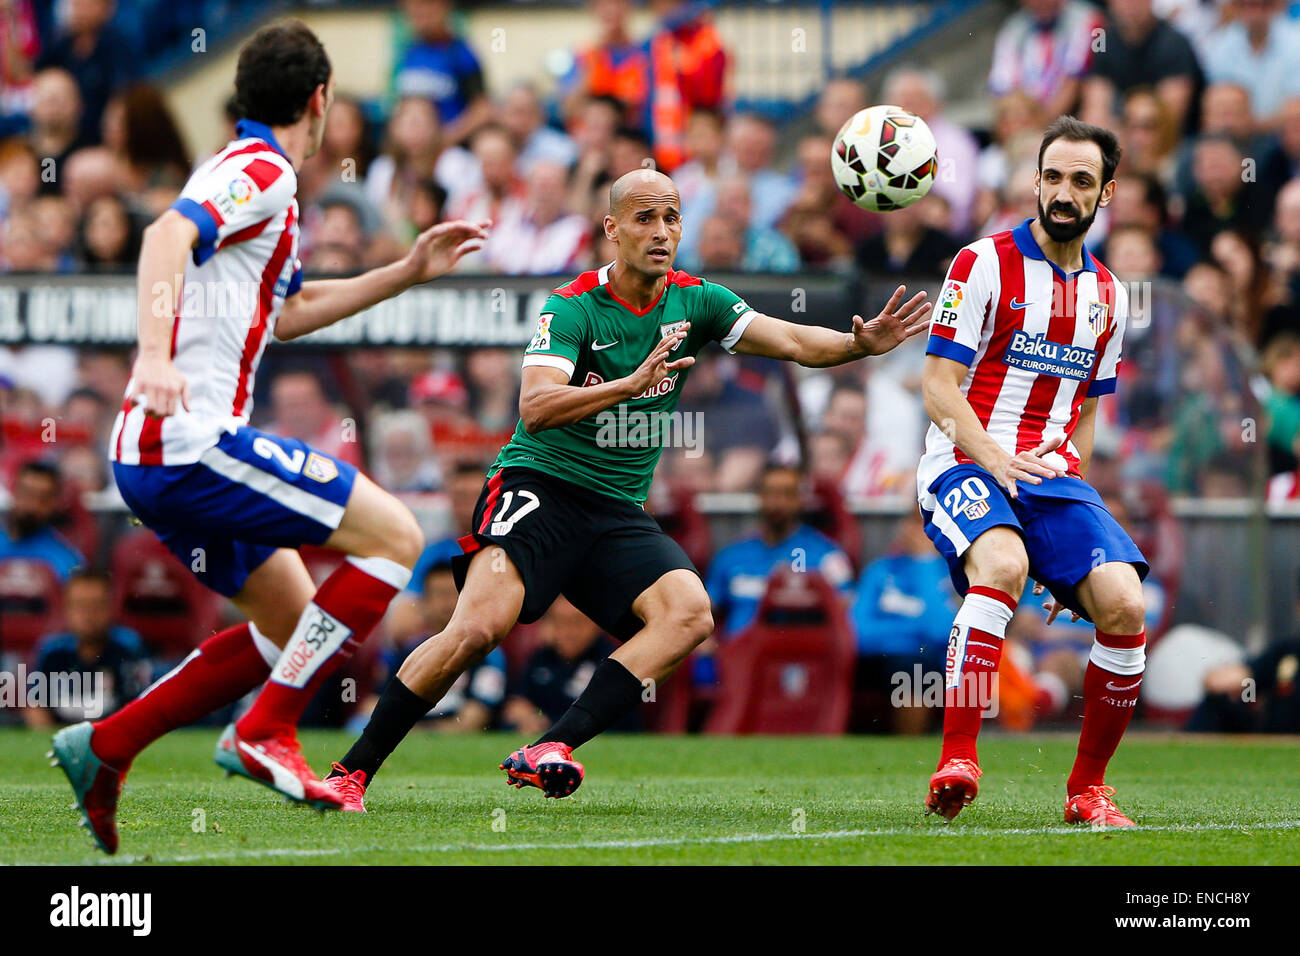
[18,460,61,485]
[421,559,456,590]
[761,460,804,482]
[452,461,489,479]
[67,567,111,590]
[614,125,653,150]
[234,20,331,127]
[1038,115,1122,186]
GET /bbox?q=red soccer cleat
[1065,785,1135,828]
[499,741,584,798]
[925,757,983,821]
[214,724,342,810]
[322,762,368,812]
[49,722,124,854]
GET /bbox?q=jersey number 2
[252,436,306,475]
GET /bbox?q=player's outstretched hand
[1032,581,1082,625]
[405,219,491,283]
[626,325,694,396]
[995,434,1067,499]
[130,352,191,418]
[851,284,932,356]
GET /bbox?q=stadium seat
[805,476,863,574]
[110,530,221,659]
[650,480,714,573]
[704,567,855,735]
[0,558,64,659]
[55,489,101,566]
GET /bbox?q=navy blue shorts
[920,464,1148,622]
[113,426,358,597]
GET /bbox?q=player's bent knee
[384,507,425,569]
[447,618,501,666]
[667,596,714,647]
[972,551,1028,594]
[1097,588,1146,635]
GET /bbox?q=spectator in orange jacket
[647,0,728,172]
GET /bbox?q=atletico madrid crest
[1087,301,1109,336]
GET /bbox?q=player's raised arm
[518,326,694,433]
[131,209,200,418]
[274,218,490,341]
[732,284,931,367]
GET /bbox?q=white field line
[66,818,1300,865]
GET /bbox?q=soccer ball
[831,105,938,212]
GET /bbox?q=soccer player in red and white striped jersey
[50,21,488,854]
[918,117,1150,827]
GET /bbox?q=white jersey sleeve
[925,240,999,368]
[171,148,297,266]
[1087,275,1127,397]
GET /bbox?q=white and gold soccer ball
[831,104,938,212]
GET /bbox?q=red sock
[235,556,409,740]
[1068,629,1145,795]
[939,585,1017,766]
[91,622,276,769]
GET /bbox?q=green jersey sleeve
[522,293,586,379]
[696,279,758,353]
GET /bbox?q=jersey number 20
[943,477,991,517]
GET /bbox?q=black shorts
[451,467,697,640]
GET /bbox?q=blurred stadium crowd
[0,0,1297,736]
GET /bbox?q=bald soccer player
[322,168,932,809]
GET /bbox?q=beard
[1037,196,1097,243]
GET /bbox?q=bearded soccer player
[320,166,932,810]
[49,21,489,854]
[918,116,1148,826]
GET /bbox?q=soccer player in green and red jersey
[323,168,932,808]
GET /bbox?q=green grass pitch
[3,729,1298,865]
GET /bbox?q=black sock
[330,677,433,783]
[534,658,644,750]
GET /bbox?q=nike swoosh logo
[1009,298,1032,310]
[592,340,619,351]
[1105,679,1142,692]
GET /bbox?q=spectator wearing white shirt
[364,96,477,242]
[481,160,589,275]
[883,66,980,237]
[446,124,527,272]
[1204,0,1300,131]
[500,82,578,173]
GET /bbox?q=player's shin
[1068,629,1145,794]
[90,622,280,769]
[235,556,411,740]
[938,586,1016,766]
[534,657,644,750]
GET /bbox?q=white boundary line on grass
[84,818,1300,865]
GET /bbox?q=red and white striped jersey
[916,218,1127,507]
[110,120,302,466]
